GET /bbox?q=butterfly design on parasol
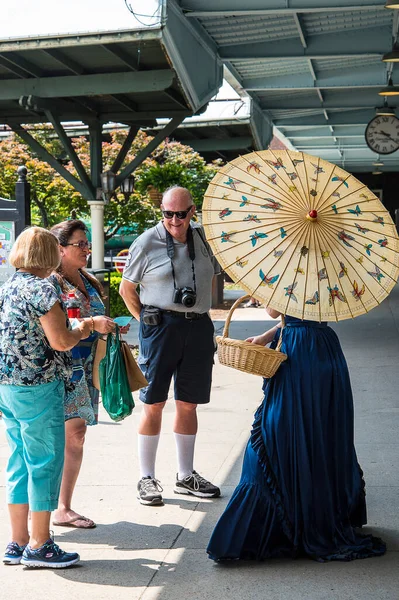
[203,150,399,321]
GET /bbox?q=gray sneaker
[174,471,221,498]
[137,476,164,506]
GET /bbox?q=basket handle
[222,294,251,339]
[276,315,285,352]
[222,295,286,351]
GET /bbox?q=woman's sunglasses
[162,206,193,220]
[65,240,92,250]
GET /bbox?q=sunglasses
[162,206,193,220]
[65,240,92,250]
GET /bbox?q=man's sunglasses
[162,206,193,220]
[65,241,92,250]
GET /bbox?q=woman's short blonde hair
[9,226,60,270]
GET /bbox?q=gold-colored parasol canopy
[202,150,399,322]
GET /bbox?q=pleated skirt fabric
[207,317,386,562]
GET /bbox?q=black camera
[173,287,197,308]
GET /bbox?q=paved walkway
[1,289,398,599]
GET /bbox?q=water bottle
[66,291,81,319]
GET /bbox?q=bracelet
[89,316,94,334]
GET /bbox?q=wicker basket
[216,295,287,378]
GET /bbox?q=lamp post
[99,171,117,203]
[120,175,135,202]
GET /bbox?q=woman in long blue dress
[207,308,386,562]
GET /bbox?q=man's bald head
[161,186,196,243]
[162,186,193,208]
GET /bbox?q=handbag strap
[106,323,120,352]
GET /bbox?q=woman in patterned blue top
[0,227,91,568]
[49,220,116,530]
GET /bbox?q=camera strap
[166,226,196,293]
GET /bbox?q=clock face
[365,115,399,155]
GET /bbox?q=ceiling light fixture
[382,42,399,62]
[375,100,396,116]
[385,0,399,8]
[372,170,383,175]
[378,77,399,96]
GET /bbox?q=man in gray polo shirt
[120,186,221,506]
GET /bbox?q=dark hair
[50,219,105,299]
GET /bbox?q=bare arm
[119,279,142,321]
[40,302,91,351]
[246,323,280,346]
[246,307,283,346]
[266,307,282,319]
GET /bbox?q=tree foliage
[0,127,221,237]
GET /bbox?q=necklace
[60,269,89,299]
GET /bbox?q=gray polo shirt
[123,222,220,313]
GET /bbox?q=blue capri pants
[0,380,65,512]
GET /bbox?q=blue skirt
[207,317,386,562]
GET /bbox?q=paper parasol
[202,150,399,322]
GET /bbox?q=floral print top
[0,271,72,386]
[50,273,105,322]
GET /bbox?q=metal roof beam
[293,13,307,49]
[289,134,365,140]
[282,126,366,137]
[261,91,391,110]
[219,27,389,60]
[105,110,192,122]
[308,59,316,81]
[17,94,95,119]
[0,52,44,77]
[244,66,389,90]
[103,44,190,110]
[44,109,95,195]
[280,126,366,133]
[295,144,371,150]
[9,124,92,198]
[0,70,175,100]
[110,126,140,174]
[71,97,100,116]
[110,95,139,112]
[181,1,382,16]
[101,44,140,71]
[273,110,377,127]
[41,49,86,75]
[115,117,185,187]
[0,29,161,53]
[0,56,30,78]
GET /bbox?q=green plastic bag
[99,325,135,421]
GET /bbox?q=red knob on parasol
[306,209,318,221]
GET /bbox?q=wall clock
[365,115,399,154]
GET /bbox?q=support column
[88,201,105,270]
[88,121,104,269]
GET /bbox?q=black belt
[163,309,207,320]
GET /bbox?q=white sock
[138,434,160,479]
[174,433,196,480]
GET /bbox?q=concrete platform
[1,287,398,599]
